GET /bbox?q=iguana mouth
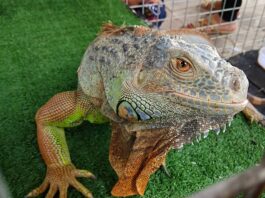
[147,87,247,107]
[166,91,248,113]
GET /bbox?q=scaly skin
[27,91,100,198]
[28,23,249,197]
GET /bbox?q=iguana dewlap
[27,23,248,198]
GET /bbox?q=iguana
[27,23,249,198]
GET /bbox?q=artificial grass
[0,0,265,198]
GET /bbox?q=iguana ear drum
[116,100,152,121]
[117,100,139,121]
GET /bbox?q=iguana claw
[161,160,171,177]
[27,164,95,198]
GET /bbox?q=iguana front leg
[27,91,96,198]
[110,124,181,197]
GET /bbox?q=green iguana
[27,23,249,198]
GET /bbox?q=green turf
[0,0,265,197]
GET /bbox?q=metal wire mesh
[125,0,265,58]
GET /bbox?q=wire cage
[125,0,265,58]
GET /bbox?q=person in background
[187,0,242,34]
[124,0,167,28]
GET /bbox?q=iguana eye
[169,57,196,80]
[171,58,192,72]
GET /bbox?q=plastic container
[258,47,265,70]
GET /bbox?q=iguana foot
[242,102,265,126]
[27,164,95,198]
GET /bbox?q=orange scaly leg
[110,126,174,197]
[27,91,96,198]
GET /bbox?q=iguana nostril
[231,78,240,91]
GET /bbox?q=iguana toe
[26,179,49,197]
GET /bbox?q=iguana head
[117,29,248,132]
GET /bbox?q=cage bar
[125,0,265,58]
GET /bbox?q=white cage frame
[125,0,265,58]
